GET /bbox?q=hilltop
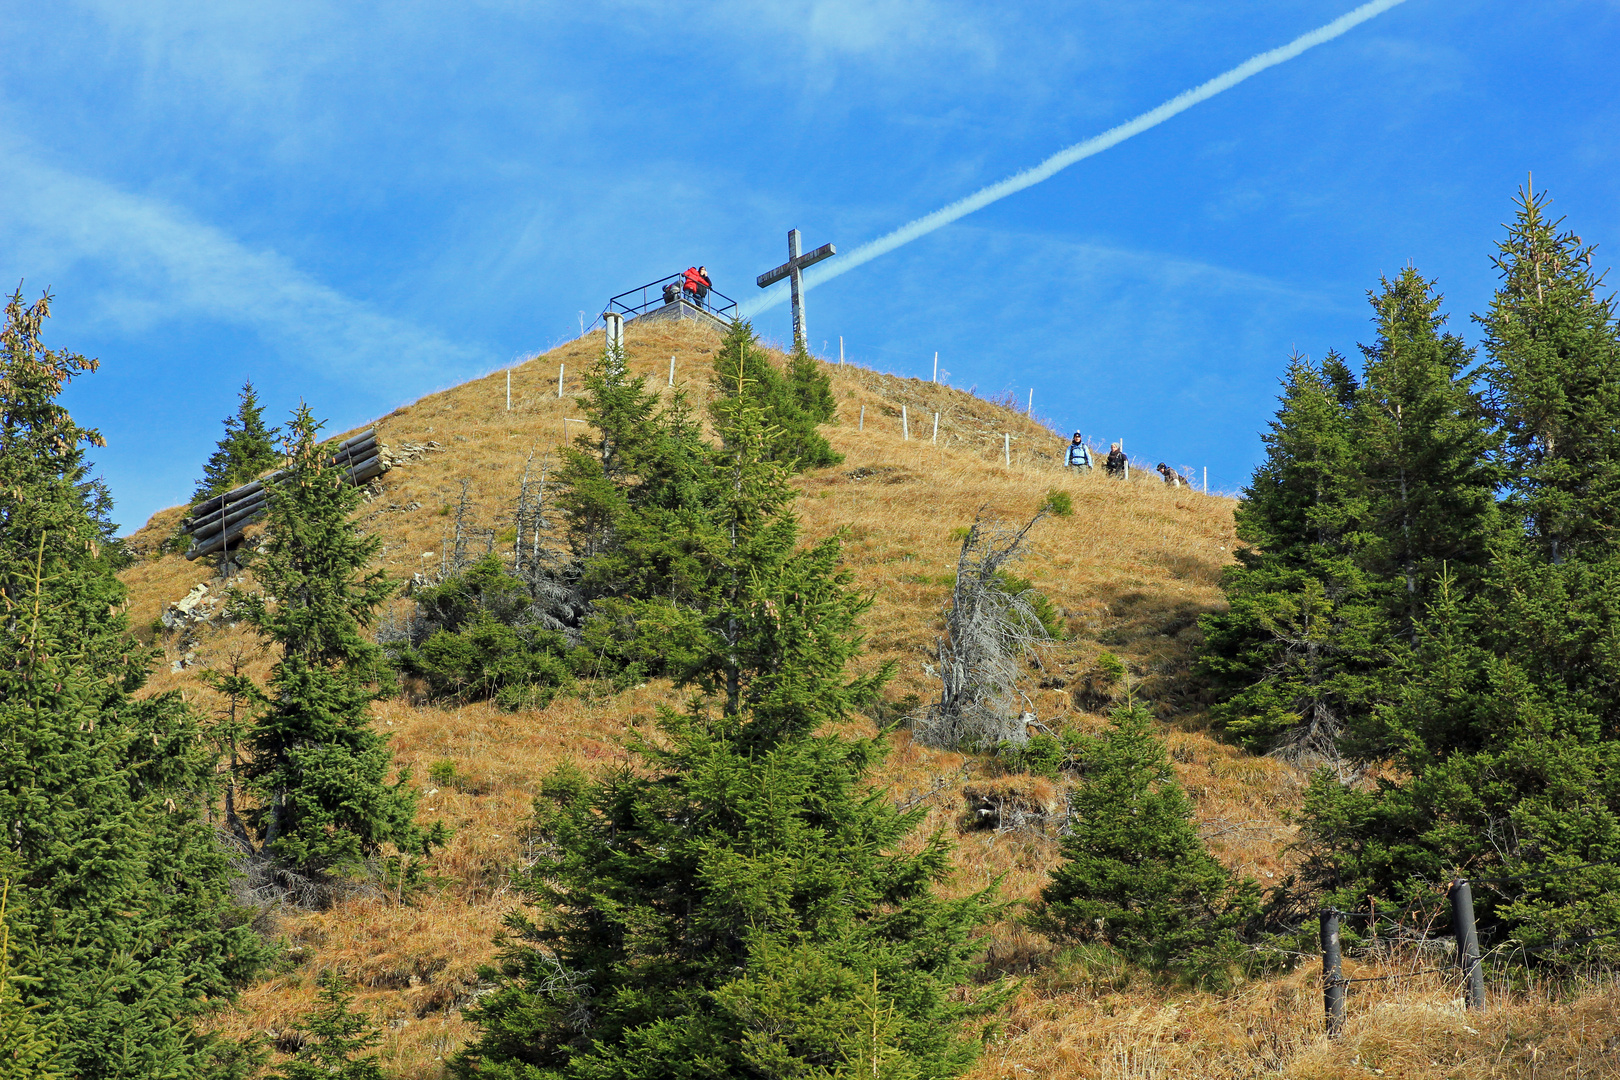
[119,318,1617,1078]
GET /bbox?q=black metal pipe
[1321,909,1345,1037]
[185,453,384,559]
[184,430,377,532]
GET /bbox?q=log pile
[182,429,386,560]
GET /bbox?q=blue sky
[4,0,1618,529]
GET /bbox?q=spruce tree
[194,379,281,503]
[453,350,997,1080]
[0,288,264,1077]
[231,405,441,882]
[1478,183,1620,562]
[1353,268,1501,644]
[1032,705,1259,988]
[1199,352,1383,753]
[709,321,841,472]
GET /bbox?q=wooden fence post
[1321,909,1345,1037]
[1450,878,1485,1010]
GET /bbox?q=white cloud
[0,133,487,380]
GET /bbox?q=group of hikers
[662,266,713,309]
[1066,431,1194,488]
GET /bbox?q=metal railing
[606,273,738,321]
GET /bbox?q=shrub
[1041,489,1074,517]
[391,555,582,708]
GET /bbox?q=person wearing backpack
[1066,431,1093,470]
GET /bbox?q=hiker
[662,279,681,305]
[1066,431,1092,470]
[1156,462,1181,487]
[695,265,712,306]
[682,266,704,304]
[1104,442,1127,479]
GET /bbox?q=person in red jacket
[682,266,703,305]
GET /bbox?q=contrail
[744,0,1408,317]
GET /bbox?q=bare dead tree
[915,509,1050,750]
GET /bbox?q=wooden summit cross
[757,228,835,353]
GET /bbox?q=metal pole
[558,364,564,398]
[1028,388,1033,416]
[902,406,909,440]
[839,336,844,364]
[1004,433,1010,467]
[1320,910,1345,1038]
[669,355,676,386]
[506,371,511,411]
[1204,466,1208,494]
[1451,879,1486,1010]
[859,406,864,432]
[933,351,938,383]
[932,412,939,445]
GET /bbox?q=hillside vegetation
[118,317,1620,1078]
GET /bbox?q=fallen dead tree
[914,509,1049,750]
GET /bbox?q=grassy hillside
[121,319,1620,1078]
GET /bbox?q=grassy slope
[121,319,1620,1078]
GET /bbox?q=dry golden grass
[117,317,1620,1077]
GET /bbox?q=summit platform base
[629,298,731,334]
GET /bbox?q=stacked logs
[183,429,385,560]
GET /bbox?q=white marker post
[839,336,844,364]
[1204,466,1209,494]
[506,371,511,411]
[902,406,909,440]
[1004,433,1011,467]
[859,406,864,432]
[558,364,564,398]
[1028,388,1034,416]
[932,412,939,445]
[933,352,938,383]
[669,355,676,386]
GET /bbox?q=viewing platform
[607,274,738,335]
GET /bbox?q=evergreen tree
[1478,183,1620,563]
[1199,352,1383,753]
[0,288,264,1077]
[1032,705,1259,988]
[269,972,386,1080]
[194,379,281,503]
[231,405,442,881]
[710,321,841,472]
[1353,268,1501,644]
[453,351,996,1080]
